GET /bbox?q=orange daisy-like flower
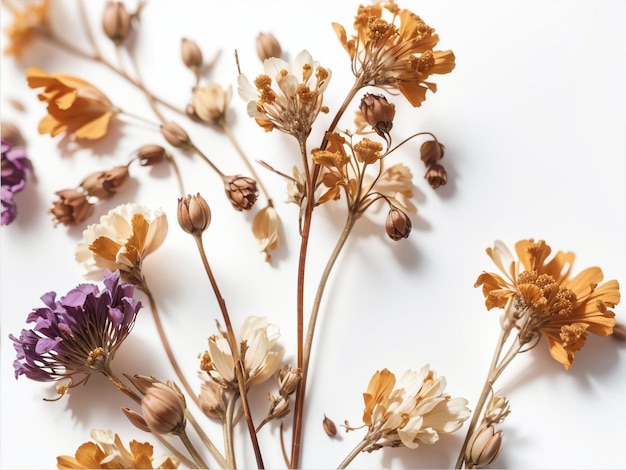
[26,67,119,140]
[332,1,455,106]
[2,0,49,59]
[475,239,620,369]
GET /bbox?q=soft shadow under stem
[337,434,371,469]
[192,234,265,469]
[455,316,521,468]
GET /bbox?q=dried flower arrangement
[1,1,625,469]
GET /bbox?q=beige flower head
[191,84,233,125]
[347,366,470,451]
[48,189,95,226]
[75,203,168,283]
[238,50,331,140]
[252,204,280,262]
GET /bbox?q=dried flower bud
[385,207,411,241]
[256,32,282,62]
[323,415,337,437]
[420,140,445,166]
[485,394,511,425]
[181,38,203,69]
[160,121,191,149]
[141,382,186,435]
[199,380,226,419]
[177,193,211,235]
[137,144,167,166]
[424,163,448,189]
[121,407,151,433]
[191,84,233,125]
[278,365,301,397]
[1,121,25,146]
[359,93,395,139]
[611,322,626,342]
[224,175,258,211]
[102,1,131,45]
[80,165,130,199]
[465,425,502,468]
[268,393,290,419]
[48,189,94,226]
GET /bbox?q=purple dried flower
[9,270,141,391]
[1,138,33,225]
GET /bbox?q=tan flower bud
[137,144,167,166]
[465,425,502,468]
[268,393,290,419]
[420,140,445,166]
[48,189,94,226]
[256,32,282,62]
[323,415,337,437]
[102,1,131,45]
[424,163,447,189]
[359,93,395,139]
[160,121,191,149]
[185,103,204,122]
[224,175,259,211]
[1,121,25,146]
[141,382,186,435]
[177,193,211,235]
[199,380,226,419]
[181,38,203,69]
[80,165,130,199]
[278,365,301,397]
[485,394,511,425]
[191,84,233,125]
[385,207,411,241]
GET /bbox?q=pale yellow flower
[191,83,233,125]
[75,203,168,282]
[238,50,331,140]
[56,429,178,469]
[349,366,469,451]
[475,239,620,369]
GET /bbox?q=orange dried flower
[26,67,118,140]
[3,0,49,59]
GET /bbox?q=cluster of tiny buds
[265,365,301,421]
[420,140,447,189]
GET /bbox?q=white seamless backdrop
[1,1,625,469]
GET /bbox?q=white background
[1,0,625,468]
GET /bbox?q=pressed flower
[56,429,179,469]
[26,67,119,140]
[200,316,284,389]
[2,0,50,59]
[191,84,232,125]
[332,1,455,106]
[251,204,280,262]
[238,50,331,140]
[475,239,620,369]
[1,138,33,225]
[75,203,168,282]
[347,366,469,451]
[49,189,95,227]
[9,270,140,392]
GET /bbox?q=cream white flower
[238,50,331,139]
[251,205,280,263]
[191,83,233,125]
[202,316,284,389]
[363,163,417,213]
[75,203,168,280]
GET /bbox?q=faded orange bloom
[332,1,455,106]
[2,0,49,59]
[475,239,620,369]
[26,67,118,140]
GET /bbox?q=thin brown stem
[190,144,226,178]
[337,435,371,469]
[186,411,230,469]
[193,234,265,469]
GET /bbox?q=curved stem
[165,151,186,197]
[223,392,238,468]
[190,144,226,178]
[184,411,229,468]
[178,426,210,469]
[337,436,371,469]
[193,234,265,469]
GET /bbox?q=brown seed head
[278,365,301,397]
[137,144,167,166]
[465,425,502,468]
[224,175,259,211]
[48,189,94,226]
[80,165,130,200]
[160,121,191,149]
[177,193,211,235]
[268,393,290,419]
[141,382,186,435]
[420,140,445,166]
[359,93,395,139]
[385,207,412,241]
[323,415,337,437]
[256,32,282,62]
[181,38,203,69]
[102,1,131,45]
[424,163,447,189]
